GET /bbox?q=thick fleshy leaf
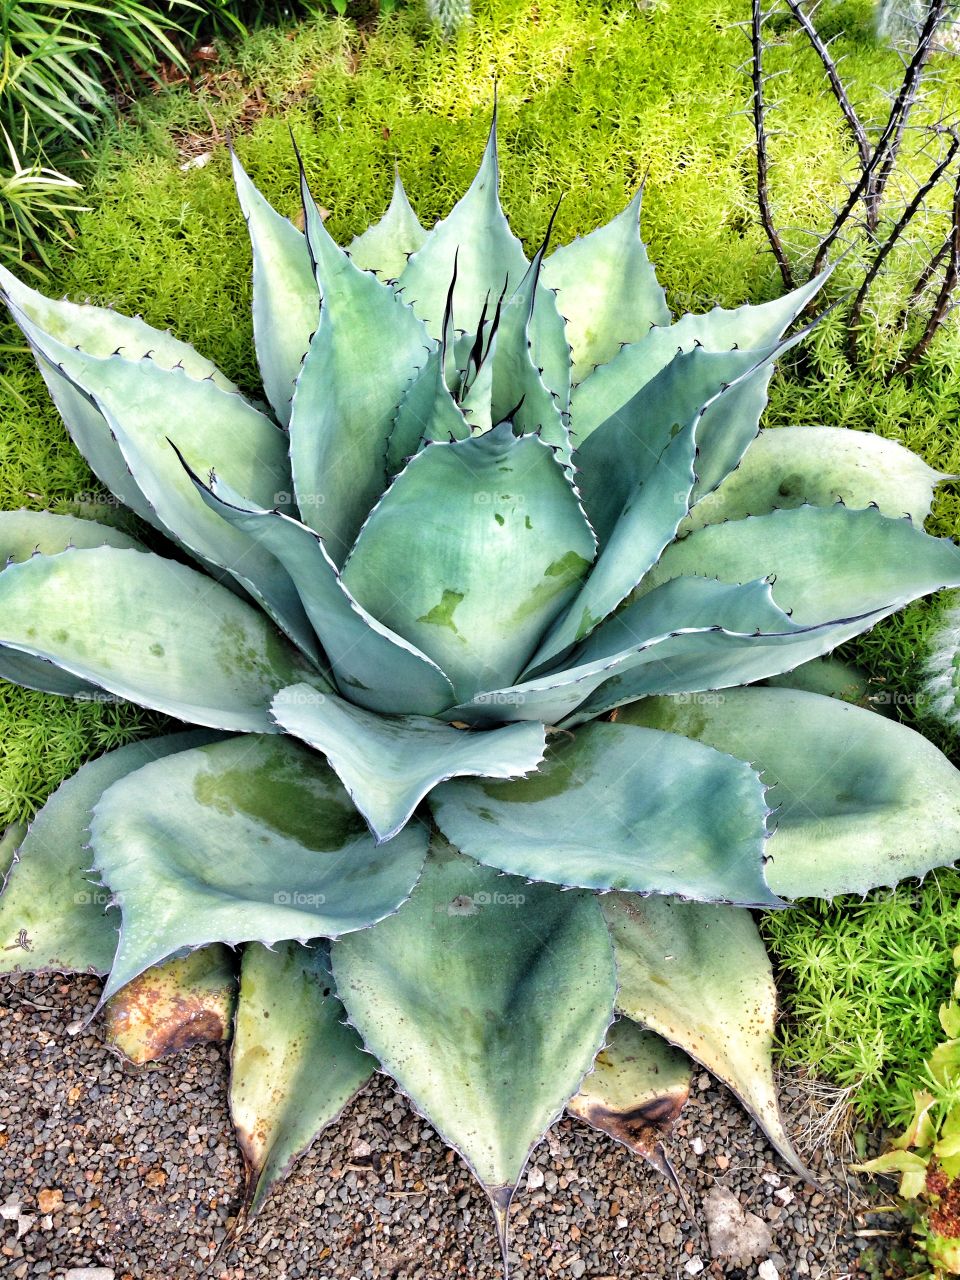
[0,732,217,974]
[763,654,885,711]
[386,346,471,474]
[91,735,430,1004]
[571,271,828,443]
[527,283,573,416]
[290,168,433,563]
[645,504,960,625]
[230,941,375,1220]
[531,340,811,676]
[189,474,455,716]
[567,1018,690,1182]
[15,305,315,640]
[573,276,827,497]
[621,688,960,900]
[487,239,568,458]
[602,893,808,1180]
[0,509,141,563]
[397,115,529,339]
[103,945,237,1064]
[432,719,777,905]
[0,262,237,390]
[0,823,23,879]
[348,171,428,280]
[272,684,546,842]
[332,842,616,1254]
[681,426,946,535]
[0,547,317,730]
[342,424,596,702]
[541,189,669,382]
[453,576,806,728]
[231,149,318,427]
[7,302,316,652]
[0,510,142,696]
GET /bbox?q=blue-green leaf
[396,114,529,339]
[680,425,947,534]
[452,576,813,728]
[541,189,669,382]
[290,167,433,563]
[571,271,828,443]
[645,503,960,624]
[433,719,778,905]
[341,424,597,702]
[0,547,317,730]
[348,170,428,280]
[0,732,218,975]
[92,735,430,1004]
[0,510,143,696]
[622,688,960,900]
[231,148,318,427]
[332,842,616,1255]
[188,473,456,716]
[272,684,546,842]
[385,346,470,475]
[6,303,315,654]
[603,893,808,1179]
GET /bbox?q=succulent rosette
[3,110,960,1263]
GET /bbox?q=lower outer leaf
[431,720,778,907]
[90,735,430,1006]
[230,941,375,1222]
[331,840,617,1265]
[0,547,319,732]
[621,688,960,899]
[567,1017,690,1185]
[103,945,237,1065]
[601,893,811,1183]
[0,510,142,697]
[0,732,219,975]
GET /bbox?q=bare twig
[750,0,795,289]
[895,233,951,326]
[871,0,951,218]
[810,0,951,280]
[892,164,960,375]
[783,0,872,214]
[846,131,959,365]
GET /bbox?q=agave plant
[4,109,960,1267]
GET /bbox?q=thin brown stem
[872,0,950,217]
[846,133,959,365]
[750,0,795,290]
[810,0,950,280]
[895,234,951,327]
[783,0,872,211]
[891,166,960,376]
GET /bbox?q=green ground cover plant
[2,0,960,1138]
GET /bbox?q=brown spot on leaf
[103,950,236,1065]
[568,1084,689,1179]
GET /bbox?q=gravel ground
[1,971,898,1280]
